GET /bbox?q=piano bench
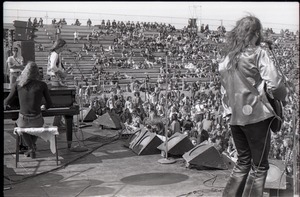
[14,126,59,168]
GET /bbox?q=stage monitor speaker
[124,128,144,148]
[13,41,35,65]
[130,131,163,155]
[221,152,236,170]
[93,111,122,129]
[215,156,286,190]
[80,108,97,122]
[182,143,228,170]
[265,159,286,190]
[157,132,194,156]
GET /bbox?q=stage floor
[3,117,294,197]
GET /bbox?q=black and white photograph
[3,1,299,197]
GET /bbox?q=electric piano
[4,85,79,149]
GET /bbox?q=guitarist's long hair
[223,15,263,69]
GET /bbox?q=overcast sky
[3,1,299,32]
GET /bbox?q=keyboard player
[4,62,52,158]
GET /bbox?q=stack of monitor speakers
[127,131,287,190]
[13,20,35,41]
[13,40,35,65]
[12,20,35,65]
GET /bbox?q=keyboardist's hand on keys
[41,105,46,111]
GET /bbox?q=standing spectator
[33,17,38,27]
[6,47,24,88]
[197,113,212,143]
[52,18,56,25]
[125,96,134,113]
[74,19,81,26]
[82,43,89,55]
[61,18,67,25]
[28,17,32,26]
[84,85,92,106]
[38,17,43,27]
[55,25,61,40]
[181,114,194,136]
[169,113,181,137]
[87,18,92,28]
[74,30,79,43]
[106,94,116,113]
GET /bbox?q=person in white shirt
[47,39,67,86]
[47,39,68,127]
[6,47,24,87]
[74,30,79,43]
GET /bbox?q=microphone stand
[267,42,299,195]
[67,49,88,152]
[158,55,175,164]
[267,43,297,103]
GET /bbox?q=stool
[14,126,59,168]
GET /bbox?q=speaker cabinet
[183,143,228,170]
[13,41,35,65]
[125,128,144,148]
[129,130,162,155]
[13,20,34,41]
[221,152,236,170]
[80,108,97,122]
[157,132,194,156]
[265,159,286,190]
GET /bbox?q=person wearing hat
[6,47,24,88]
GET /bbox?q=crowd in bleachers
[68,19,298,172]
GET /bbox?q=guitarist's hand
[282,100,288,107]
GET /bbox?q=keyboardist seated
[4,62,80,151]
[4,62,52,158]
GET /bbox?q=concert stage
[3,117,294,197]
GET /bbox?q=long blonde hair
[50,38,66,52]
[224,15,263,69]
[17,61,40,87]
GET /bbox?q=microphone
[262,39,273,50]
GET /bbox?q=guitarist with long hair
[219,15,287,197]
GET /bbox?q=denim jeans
[222,117,272,197]
[16,113,44,149]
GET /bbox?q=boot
[222,164,250,197]
[242,167,268,197]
